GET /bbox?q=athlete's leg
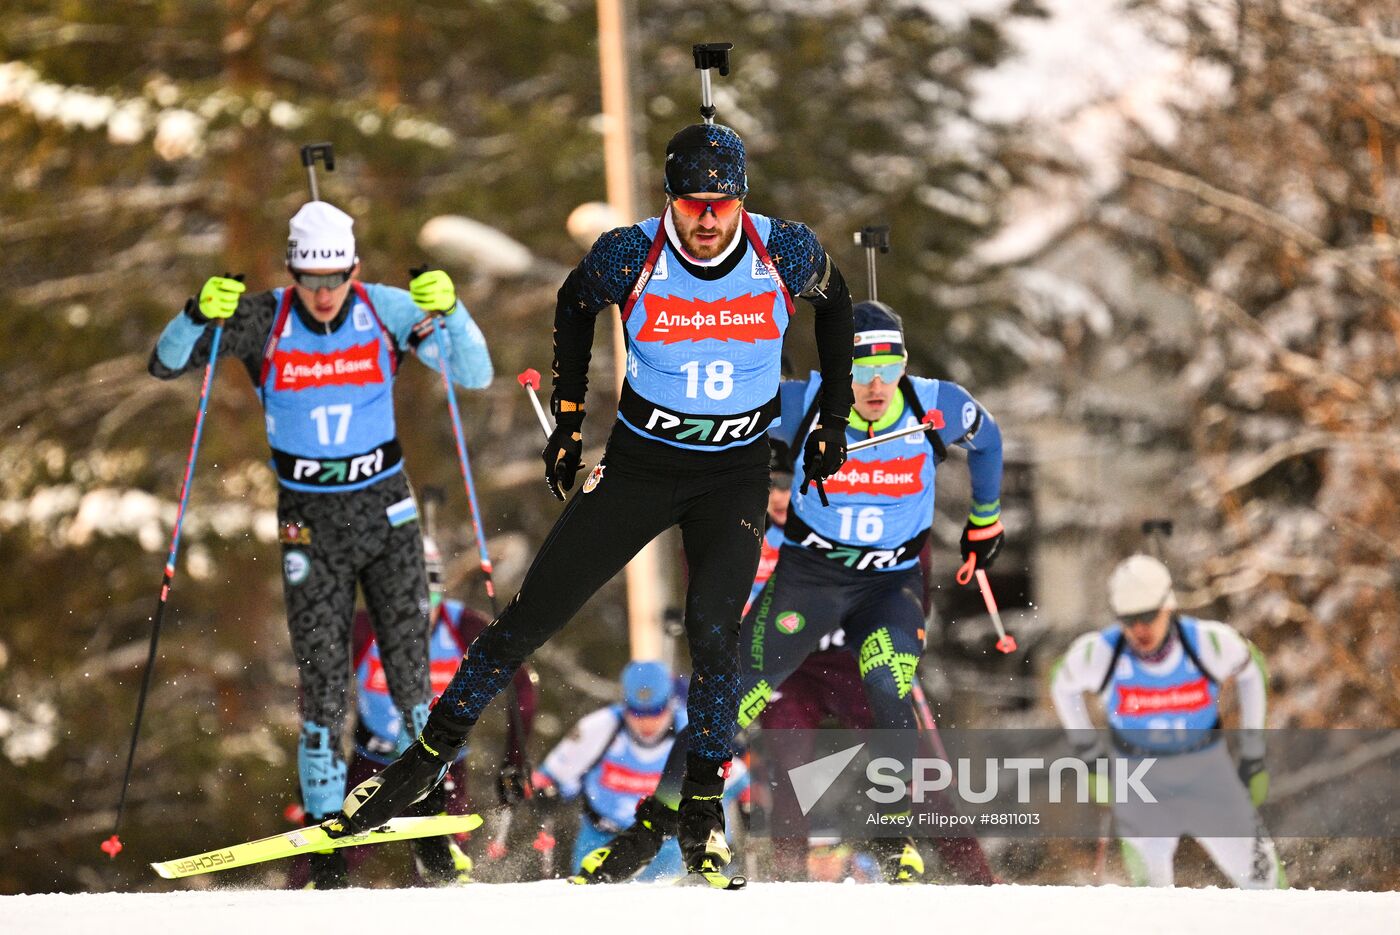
[842,568,927,882]
[1195,833,1286,889]
[359,474,432,740]
[427,454,674,750]
[1182,745,1287,889]
[843,567,925,733]
[1119,836,1179,886]
[673,462,770,766]
[279,488,359,823]
[572,548,838,883]
[339,445,686,839]
[671,459,769,868]
[572,819,611,874]
[651,549,847,805]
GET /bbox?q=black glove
[959,517,1005,574]
[496,764,532,806]
[800,420,848,506]
[542,406,584,501]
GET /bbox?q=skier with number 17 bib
[331,121,855,884]
[148,201,493,888]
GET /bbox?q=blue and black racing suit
[418,210,854,775]
[624,370,1004,808]
[149,282,492,819]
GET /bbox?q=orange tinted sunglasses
[671,197,743,221]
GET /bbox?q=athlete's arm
[932,381,1005,528]
[551,225,652,418]
[1049,632,1113,733]
[366,283,493,389]
[768,221,854,427]
[148,288,275,382]
[1198,620,1269,757]
[537,706,624,798]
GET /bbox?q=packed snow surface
[4,882,1397,935]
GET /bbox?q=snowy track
[4,882,1397,935]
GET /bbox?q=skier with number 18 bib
[331,121,855,885]
[148,201,493,888]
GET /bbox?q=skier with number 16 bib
[572,300,1004,885]
[331,121,855,885]
[148,201,493,888]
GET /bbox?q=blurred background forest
[2,0,1399,894]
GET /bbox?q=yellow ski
[151,814,483,880]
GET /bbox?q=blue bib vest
[785,378,941,572]
[354,601,470,764]
[580,704,688,830]
[616,212,794,451]
[259,284,403,492]
[1100,616,1222,755]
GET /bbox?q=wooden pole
[597,0,665,662]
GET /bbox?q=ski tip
[681,867,746,890]
[150,862,175,879]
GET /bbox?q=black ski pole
[854,225,890,302]
[104,276,239,859]
[300,142,335,202]
[1142,518,1174,558]
[692,42,733,124]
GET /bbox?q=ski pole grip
[692,42,733,75]
[300,142,335,171]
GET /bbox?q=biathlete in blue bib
[334,122,856,879]
[570,299,1006,884]
[148,201,493,888]
[1050,554,1283,889]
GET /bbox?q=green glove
[409,268,457,315]
[196,275,245,321]
[1239,757,1269,807]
